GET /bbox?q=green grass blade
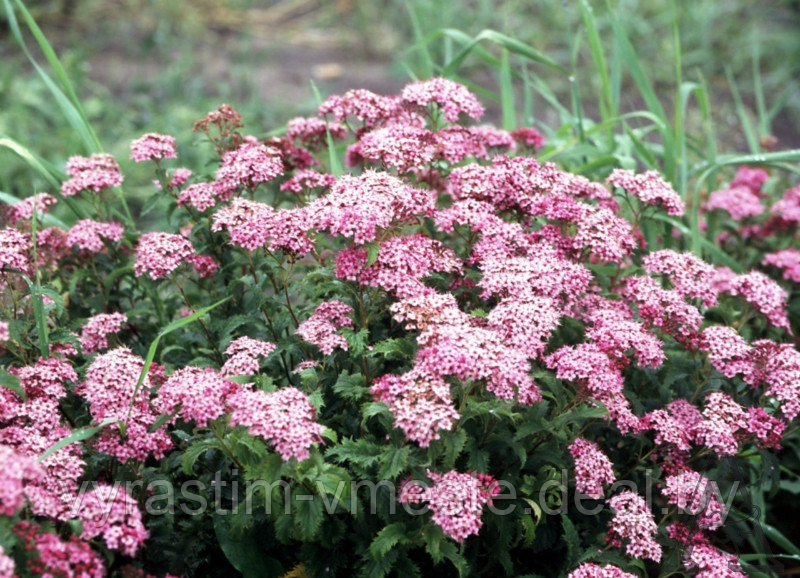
[125,297,231,428]
[604,0,674,179]
[3,0,102,153]
[579,0,616,123]
[499,49,515,131]
[405,1,435,78]
[752,40,769,140]
[310,81,343,177]
[29,209,49,358]
[725,66,759,153]
[38,417,117,462]
[441,28,567,77]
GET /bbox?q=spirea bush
[1,77,800,577]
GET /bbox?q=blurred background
[1,0,799,196]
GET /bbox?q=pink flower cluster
[229,386,323,461]
[607,168,685,216]
[642,249,718,307]
[66,219,125,253]
[401,77,485,122]
[0,445,42,515]
[763,248,800,282]
[726,270,791,330]
[130,132,178,162]
[662,470,724,529]
[2,192,57,223]
[370,369,459,447]
[221,336,276,376]
[606,490,662,561]
[215,139,284,192]
[134,231,196,279]
[567,563,637,578]
[399,470,498,542]
[569,438,616,498]
[77,347,172,462]
[155,366,239,426]
[0,226,31,274]
[61,153,124,197]
[80,311,127,353]
[73,483,149,556]
[15,521,105,578]
[296,300,354,355]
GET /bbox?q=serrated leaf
[333,371,369,401]
[365,241,381,267]
[328,438,382,469]
[379,446,410,479]
[370,522,408,559]
[181,440,220,476]
[292,488,324,541]
[561,513,581,569]
[442,429,467,470]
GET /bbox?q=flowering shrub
[1,76,799,578]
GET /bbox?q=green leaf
[292,488,324,541]
[442,429,467,470]
[0,369,25,402]
[379,446,410,479]
[370,522,409,560]
[213,514,283,578]
[561,514,581,569]
[365,241,381,267]
[333,371,369,401]
[38,417,116,462]
[328,437,382,470]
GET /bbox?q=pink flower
[15,522,105,578]
[358,124,437,172]
[66,219,124,253]
[511,127,546,149]
[212,198,314,255]
[569,438,616,498]
[190,254,219,278]
[221,336,276,376]
[399,470,498,542]
[280,169,337,194]
[585,308,665,368]
[134,231,196,280]
[0,226,31,274]
[727,270,791,331]
[228,387,323,461]
[770,184,800,224]
[622,275,703,344]
[699,326,753,378]
[308,170,436,244]
[730,166,768,192]
[0,544,14,578]
[296,300,354,355]
[318,89,400,126]
[762,249,800,283]
[61,153,123,197]
[77,348,172,462]
[80,312,127,353]
[0,445,42,515]
[642,250,718,307]
[72,483,149,556]
[130,132,178,162]
[607,168,685,216]
[215,139,284,191]
[747,340,800,419]
[568,563,637,578]
[401,77,485,123]
[705,186,764,220]
[685,543,746,578]
[486,296,561,360]
[606,490,662,561]
[371,369,459,447]
[2,192,57,222]
[177,182,219,212]
[335,234,462,299]
[155,366,239,426]
[662,470,724,529]
[694,392,746,456]
[0,321,8,343]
